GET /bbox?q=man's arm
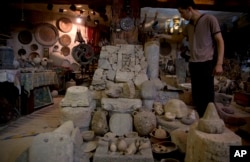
[213,32,224,75]
[154,33,185,43]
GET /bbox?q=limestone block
[105,45,120,54]
[106,69,116,81]
[99,50,109,59]
[93,68,104,80]
[170,127,189,153]
[29,132,74,162]
[115,71,135,82]
[60,86,93,107]
[144,41,160,79]
[98,58,112,70]
[109,113,133,136]
[60,101,96,129]
[133,73,148,89]
[101,98,142,113]
[71,127,83,148]
[185,122,242,162]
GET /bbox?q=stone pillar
[144,41,160,79]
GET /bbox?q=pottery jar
[154,126,167,139]
[133,109,157,136]
[117,137,127,152]
[91,109,109,135]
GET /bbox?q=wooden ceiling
[4,0,250,12]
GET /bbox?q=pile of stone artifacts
[24,44,245,162]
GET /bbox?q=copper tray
[59,34,71,46]
[61,46,70,56]
[34,23,59,46]
[18,30,32,44]
[56,17,73,33]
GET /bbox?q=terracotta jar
[133,108,157,136]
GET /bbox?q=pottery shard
[197,102,225,134]
[60,86,92,107]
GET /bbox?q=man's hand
[213,64,223,76]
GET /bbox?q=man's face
[178,8,191,21]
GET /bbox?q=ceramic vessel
[109,141,117,152]
[33,55,41,64]
[133,109,157,136]
[82,130,95,141]
[91,109,109,135]
[164,112,176,121]
[154,126,167,139]
[117,137,127,152]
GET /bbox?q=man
[156,0,224,117]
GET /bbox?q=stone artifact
[197,102,225,134]
[91,109,109,135]
[144,40,160,79]
[82,130,95,141]
[141,78,165,109]
[109,141,117,152]
[164,112,176,121]
[163,99,189,118]
[185,102,242,162]
[29,120,89,162]
[60,86,92,107]
[94,137,154,162]
[117,137,128,152]
[180,110,196,125]
[154,102,164,115]
[125,140,137,155]
[133,109,157,136]
[153,126,168,139]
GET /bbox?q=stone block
[29,132,74,162]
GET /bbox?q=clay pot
[154,126,167,139]
[91,109,109,135]
[133,109,157,136]
[33,56,41,64]
[117,138,127,152]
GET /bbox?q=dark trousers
[189,60,214,117]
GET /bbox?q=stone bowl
[82,130,95,141]
[149,130,170,144]
[152,141,178,160]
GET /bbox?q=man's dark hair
[176,0,196,9]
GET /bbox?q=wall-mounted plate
[34,23,59,46]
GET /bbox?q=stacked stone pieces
[60,86,96,130]
[90,44,148,91]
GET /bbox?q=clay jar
[91,109,109,136]
[133,108,157,136]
